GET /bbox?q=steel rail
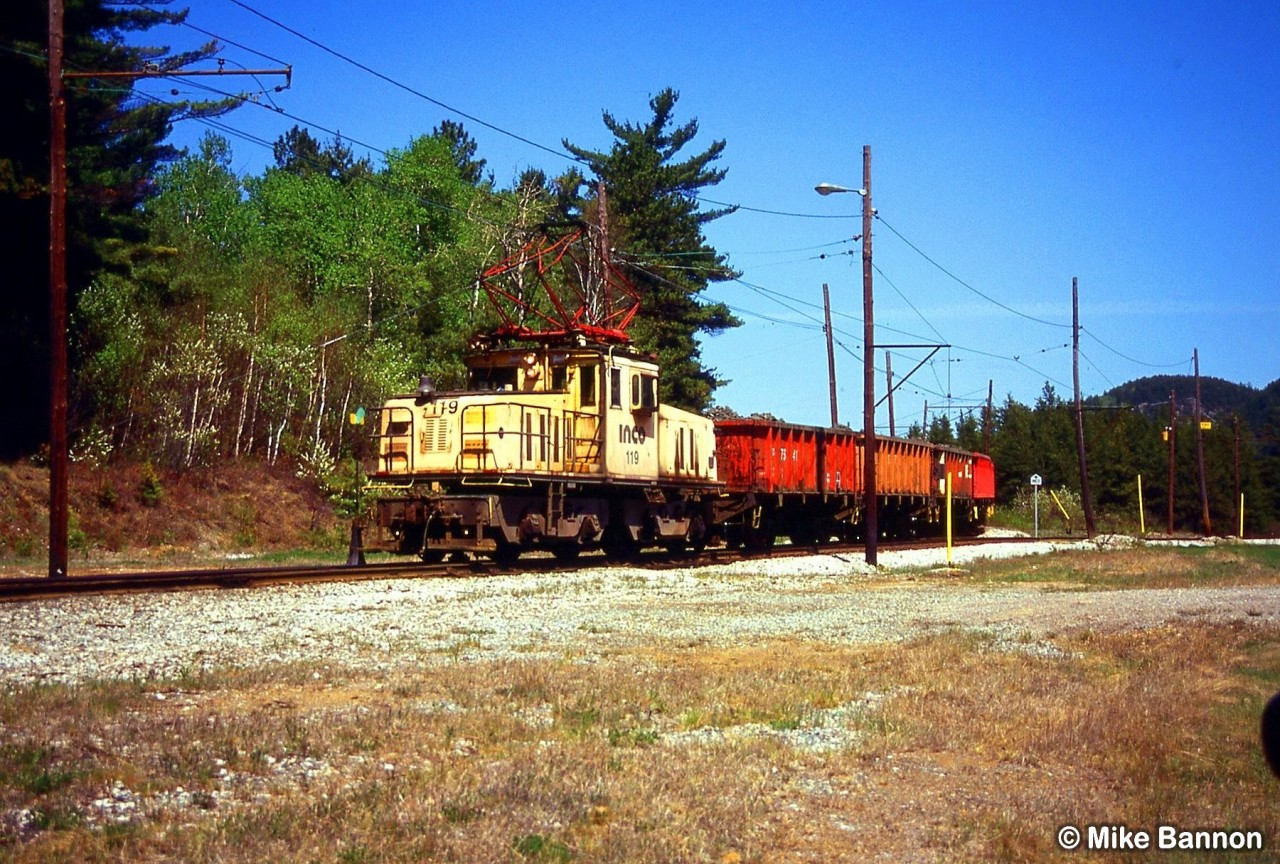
[0,534,1079,603]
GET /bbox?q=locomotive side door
[604,358,658,480]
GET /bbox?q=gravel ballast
[4,539,1279,685]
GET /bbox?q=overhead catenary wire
[875,214,1071,329]
[226,0,576,166]
[64,9,1242,390]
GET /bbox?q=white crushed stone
[2,539,1279,686]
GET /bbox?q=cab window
[630,373,658,411]
[580,365,597,407]
[610,367,622,408]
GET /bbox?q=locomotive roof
[463,338,657,366]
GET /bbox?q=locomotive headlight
[415,376,437,404]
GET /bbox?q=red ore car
[711,418,995,548]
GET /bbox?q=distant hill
[1092,375,1280,431]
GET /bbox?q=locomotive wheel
[492,541,522,566]
[602,522,640,562]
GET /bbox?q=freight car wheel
[420,549,445,564]
[552,545,582,562]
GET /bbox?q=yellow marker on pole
[1240,493,1245,539]
[946,472,953,566]
[1137,474,1145,535]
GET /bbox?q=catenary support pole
[1233,414,1241,535]
[1072,277,1096,538]
[46,33,290,578]
[885,351,895,437]
[860,145,877,566]
[1168,390,1177,533]
[48,0,68,579]
[1194,348,1212,534]
[822,283,838,428]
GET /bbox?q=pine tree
[563,88,741,412]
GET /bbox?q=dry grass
[3,618,1278,862]
[970,544,1280,590]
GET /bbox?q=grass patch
[970,544,1280,590]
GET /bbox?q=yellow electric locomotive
[363,227,720,562]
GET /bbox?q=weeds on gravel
[970,544,1280,590]
[2,623,1279,862]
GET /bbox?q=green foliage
[0,0,239,459]
[563,88,741,411]
[513,833,573,862]
[138,461,163,507]
[1,744,77,796]
[987,382,1277,533]
[77,127,503,468]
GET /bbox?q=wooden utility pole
[1167,390,1177,533]
[922,401,928,434]
[45,23,290,578]
[48,0,68,578]
[983,380,993,453]
[1233,414,1242,537]
[1194,348,1212,534]
[822,283,838,427]
[1071,277,1096,538]
[860,145,877,566]
[885,351,895,437]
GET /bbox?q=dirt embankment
[0,460,341,566]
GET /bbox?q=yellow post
[946,472,953,566]
[1048,489,1072,534]
[1240,493,1245,539]
[1137,474,1145,535]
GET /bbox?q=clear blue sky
[139,0,1280,432]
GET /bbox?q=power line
[179,19,290,67]
[1081,327,1190,369]
[207,4,875,222]
[870,263,948,344]
[137,74,508,229]
[876,214,1071,329]
[694,196,858,219]
[227,0,575,165]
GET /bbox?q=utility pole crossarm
[64,67,292,81]
[875,346,944,409]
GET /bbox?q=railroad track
[0,534,1074,603]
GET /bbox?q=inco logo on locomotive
[618,424,647,444]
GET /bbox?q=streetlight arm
[814,182,867,197]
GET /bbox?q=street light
[816,145,877,566]
[814,182,864,197]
